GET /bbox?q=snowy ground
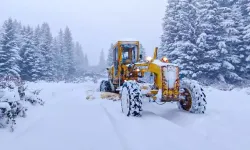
[0,79,249,150]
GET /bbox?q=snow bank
[0,81,44,132]
[0,102,11,111]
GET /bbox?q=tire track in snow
[13,115,46,140]
[100,103,129,150]
[100,101,230,150]
[142,103,217,142]
[142,103,186,127]
[13,88,81,140]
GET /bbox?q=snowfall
[0,78,250,150]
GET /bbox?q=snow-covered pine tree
[78,45,85,74]
[19,26,38,81]
[159,0,249,84]
[195,0,226,82]
[84,54,89,69]
[78,45,84,70]
[18,26,27,79]
[56,29,65,80]
[240,0,250,79]
[63,26,75,79]
[160,0,198,78]
[71,42,78,78]
[13,20,23,51]
[106,43,114,67]
[73,42,79,73]
[159,0,180,59]
[51,37,60,80]
[0,26,2,40]
[74,42,85,75]
[98,49,106,71]
[0,18,21,79]
[217,0,243,83]
[33,25,44,80]
[39,23,53,80]
[139,43,146,60]
[34,25,41,48]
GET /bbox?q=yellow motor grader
[100,40,207,117]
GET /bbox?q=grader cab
[100,40,207,117]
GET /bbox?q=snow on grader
[98,40,207,116]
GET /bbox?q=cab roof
[113,41,139,49]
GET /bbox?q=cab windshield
[121,44,138,63]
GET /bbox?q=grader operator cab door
[113,46,119,78]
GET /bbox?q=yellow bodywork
[107,40,180,102]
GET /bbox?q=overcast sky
[1,0,166,66]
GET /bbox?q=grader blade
[85,90,120,101]
[100,92,120,101]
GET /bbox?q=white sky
[0,0,166,66]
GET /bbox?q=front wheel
[177,79,207,114]
[121,80,143,117]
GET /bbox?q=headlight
[146,56,152,61]
[162,57,169,63]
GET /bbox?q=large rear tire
[121,80,143,117]
[177,79,207,114]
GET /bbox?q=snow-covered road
[1,80,249,150]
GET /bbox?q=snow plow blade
[100,92,120,101]
[86,90,120,101]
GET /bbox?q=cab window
[123,50,129,60]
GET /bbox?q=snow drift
[0,81,44,131]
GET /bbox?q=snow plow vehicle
[99,40,207,116]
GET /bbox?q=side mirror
[106,68,109,70]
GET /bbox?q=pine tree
[84,54,89,69]
[159,0,180,59]
[39,23,53,80]
[19,26,27,78]
[160,0,198,78]
[13,20,23,51]
[34,25,41,48]
[0,18,21,79]
[195,0,246,83]
[56,29,65,80]
[51,37,60,80]
[106,43,114,66]
[74,42,85,75]
[63,26,75,78]
[33,25,44,80]
[159,0,250,84]
[98,49,106,70]
[195,0,226,82]
[0,18,85,82]
[218,1,243,83]
[240,0,250,79]
[19,26,39,81]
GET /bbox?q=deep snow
[0,80,249,150]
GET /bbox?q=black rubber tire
[100,80,112,92]
[177,79,207,114]
[121,80,143,117]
